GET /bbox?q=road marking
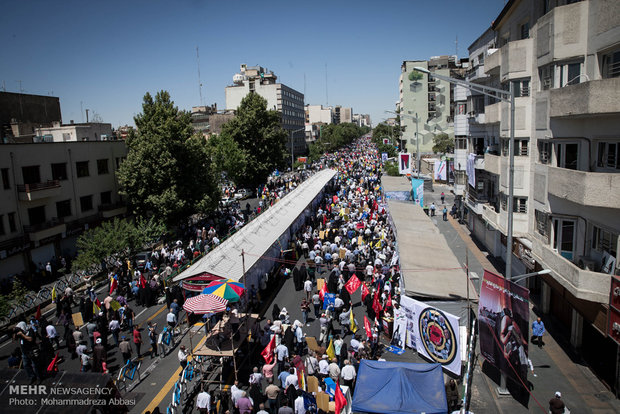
[137,304,167,328]
[142,334,207,413]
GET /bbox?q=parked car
[134,251,151,271]
[234,189,251,200]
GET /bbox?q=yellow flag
[51,285,57,302]
[93,302,100,314]
[326,338,336,360]
[350,310,358,334]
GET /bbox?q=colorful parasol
[202,279,245,302]
[183,294,228,314]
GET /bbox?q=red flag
[47,352,60,372]
[35,305,41,321]
[364,316,372,339]
[95,298,102,309]
[344,274,361,295]
[319,282,327,301]
[109,277,117,295]
[372,289,382,316]
[385,293,393,309]
[261,335,276,364]
[335,380,347,414]
[361,283,370,301]
[139,273,147,289]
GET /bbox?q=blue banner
[411,178,424,207]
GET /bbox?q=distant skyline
[1,0,506,128]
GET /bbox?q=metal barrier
[115,357,142,393]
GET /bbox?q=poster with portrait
[391,306,407,350]
[398,153,412,175]
[381,152,388,162]
[399,295,417,349]
[478,269,530,382]
[411,178,424,207]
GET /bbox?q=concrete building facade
[37,121,114,142]
[0,141,128,280]
[225,64,305,157]
[463,0,620,391]
[1,92,62,143]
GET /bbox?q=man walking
[119,336,132,364]
[532,317,545,348]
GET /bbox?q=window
[100,191,112,205]
[520,21,530,39]
[553,218,576,260]
[478,53,485,65]
[597,142,619,169]
[499,33,510,47]
[22,166,40,185]
[538,141,552,164]
[51,163,68,181]
[1,168,9,189]
[56,200,72,218]
[0,215,4,235]
[513,80,530,97]
[556,142,579,169]
[500,194,527,213]
[559,62,582,87]
[501,139,509,156]
[592,225,618,258]
[76,161,89,178]
[97,159,109,175]
[539,65,554,90]
[80,195,93,212]
[455,138,467,150]
[535,210,550,240]
[27,206,46,226]
[602,49,620,79]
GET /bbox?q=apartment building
[1,92,62,143]
[0,141,127,279]
[37,121,114,142]
[463,0,620,390]
[399,57,456,154]
[225,64,305,157]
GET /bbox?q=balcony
[549,78,620,118]
[17,180,61,202]
[98,203,127,219]
[484,49,500,75]
[484,153,500,175]
[482,102,500,124]
[531,238,611,303]
[547,166,620,208]
[474,155,485,170]
[482,204,501,231]
[500,38,533,81]
[467,65,489,82]
[23,218,66,243]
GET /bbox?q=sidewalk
[427,183,620,413]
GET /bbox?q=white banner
[400,296,462,376]
[434,160,447,181]
[467,153,476,188]
[399,296,417,349]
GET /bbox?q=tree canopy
[372,123,403,147]
[72,217,165,274]
[218,93,288,189]
[432,133,454,154]
[117,91,219,224]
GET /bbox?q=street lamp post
[386,110,420,178]
[413,66,517,396]
[412,66,516,281]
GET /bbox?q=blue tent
[351,360,448,414]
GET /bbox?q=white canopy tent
[173,169,337,289]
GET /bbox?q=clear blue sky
[1,0,506,128]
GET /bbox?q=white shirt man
[341,362,356,381]
[275,343,289,362]
[196,390,211,412]
[284,370,299,389]
[294,394,306,414]
[318,356,329,375]
[304,279,313,294]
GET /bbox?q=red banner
[364,316,372,339]
[261,335,276,364]
[478,270,530,382]
[372,289,382,316]
[361,283,370,301]
[344,274,361,294]
[335,380,347,414]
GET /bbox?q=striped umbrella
[202,279,245,302]
[183,294,228,314]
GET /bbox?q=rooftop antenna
[325,63,328,106]
[1,81,5,92]
[304,73,306,97]
[80,101,84,123]
[455,35,459,58]
[196,46,204,106]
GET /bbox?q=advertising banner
[398,153,412,175]
[411,178,424,207]
[434,160,447,181]
[478,270,530,382]
[381,152,388,162]
[392,306,407,349]
[467,153,476,188]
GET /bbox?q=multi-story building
[305,105,333,125]
[225,64,305,158]
[353,114,371,128]
[37,121,114,142]
[463,0,620,390]
[0,141,127,280]
[399,57,456,154]
[190,104,234,138]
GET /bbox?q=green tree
[372,123,403,146]
[219,93,287,189]
[377,143,397,158]
[432,133,454,154]
[205,132,247,186]
[72,217,165,274]
[117,91,219,224]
